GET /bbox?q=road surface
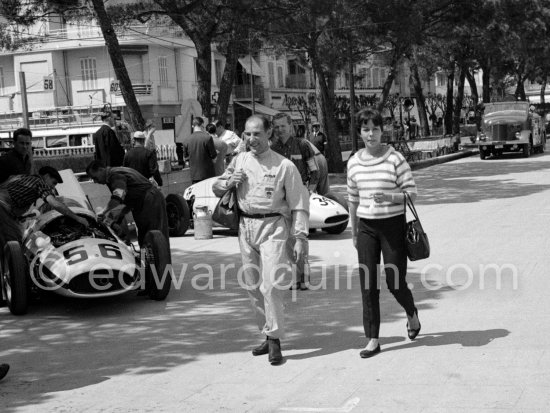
[1,151,550,412]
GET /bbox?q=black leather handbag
[212,188,240,230]
[404,192,430,261]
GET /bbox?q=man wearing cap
[0,166,89,257]
[212,115,309,365]
[0,128,34,184]
[311,123,327,156]
[123,131,162,186]
[85,161,169,247]
[93,112,125,167]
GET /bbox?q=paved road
[2,151,550,412]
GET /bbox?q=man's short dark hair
[86,160,106,176]
[272,113,292,124]
[100,112,113,121]
[206,123,217,134]
[13,128,32,142]
[215,120,225,128]
[246,115,271,131]
[39,166,63,183]
[192,117,204,127]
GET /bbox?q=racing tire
[523,144,530,158]
[166,194,190,237]
[479,149,486,160]
[2,242,28,315]
[143,231,172,301]
[323,192,349,235]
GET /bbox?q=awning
[238,56,266,77]
[234,102,281,117]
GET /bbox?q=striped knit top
[347,146,417,219]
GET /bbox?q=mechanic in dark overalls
[85,161,169,247]
[0,167,89,256]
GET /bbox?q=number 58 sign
[43,77,54,90]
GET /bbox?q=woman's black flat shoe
[360,345,381,359]
[407,308,421,340]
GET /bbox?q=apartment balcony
[114,82,153,97]
[47,24,189,42]
[285,74,314,89]
[233,84,264,101]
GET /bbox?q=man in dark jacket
[182,117,217,183]
[93,112,125,167]
[0,128,33,183]
[123,131,162,186]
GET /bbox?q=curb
[410,149,477,170]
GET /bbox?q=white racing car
[0,170,171,316]
[171,177,349,235]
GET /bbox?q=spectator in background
[310,122,327,155]
[93,112,125,167]
[216,121,242,160]
[206,123,228,176]
[409,116,418,139]
[0,128,34,184]
[183,117,217,184]
[144,119,157,152]
[123,131,162,186]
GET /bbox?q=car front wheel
[2,241,28,315]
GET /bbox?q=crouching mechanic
[0,167,89,258]
[212,115,309,365]
[85,161,170,248]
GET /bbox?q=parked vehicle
[477,102,546,159]
[0,170,171,315]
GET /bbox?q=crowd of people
[0,106,421,376]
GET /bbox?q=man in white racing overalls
[212,115,309,365]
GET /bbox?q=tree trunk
[313,58,343,172]
[453,65,466,135]
[217,41,240,123]
[348,37,357,154]
[465,68,479,108]
[540,76,547,104]
[480,58,491,103]
[409,52,429,137]
[193,37,213,119]
[445,63,455,135]
[377,50,398,114]
[90,0,145,130]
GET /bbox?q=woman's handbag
[212,187,240,230]
[404,192,430,261]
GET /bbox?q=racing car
[0,170,171,316]
[169,177,349,236]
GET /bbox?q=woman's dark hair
[206,123,217,134]
[356,108,384,130]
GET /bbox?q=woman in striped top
[347,108,421,359]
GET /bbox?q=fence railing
[33,144,178,162]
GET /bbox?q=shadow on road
[0,247,490,411]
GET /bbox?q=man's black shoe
[0,364,10,381]
[252,339,269,356]
[268,337,283,365]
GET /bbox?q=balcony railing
[114,83,153,96]
[233,84,264,100]
[285,74,313,89]
[47,25,189,41]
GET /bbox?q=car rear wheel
[479,149,486,160]
[322,192,349,235]
[166,194,190,237]
[523,143,530,158]
[143,231,172,301]
[2,241,28,315]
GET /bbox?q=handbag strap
[404,192,420,222]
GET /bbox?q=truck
[476,102,546,159]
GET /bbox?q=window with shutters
[158,56,168,86]
[277,66,284,88]
[268,62,275,88]
[0,67,4,95]
[80,58,97,90]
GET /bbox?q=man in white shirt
[216,121,242,159]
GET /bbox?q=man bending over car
[0,166,89,258]
[85,161,169,248]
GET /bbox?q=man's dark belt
[241,212,280,219]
